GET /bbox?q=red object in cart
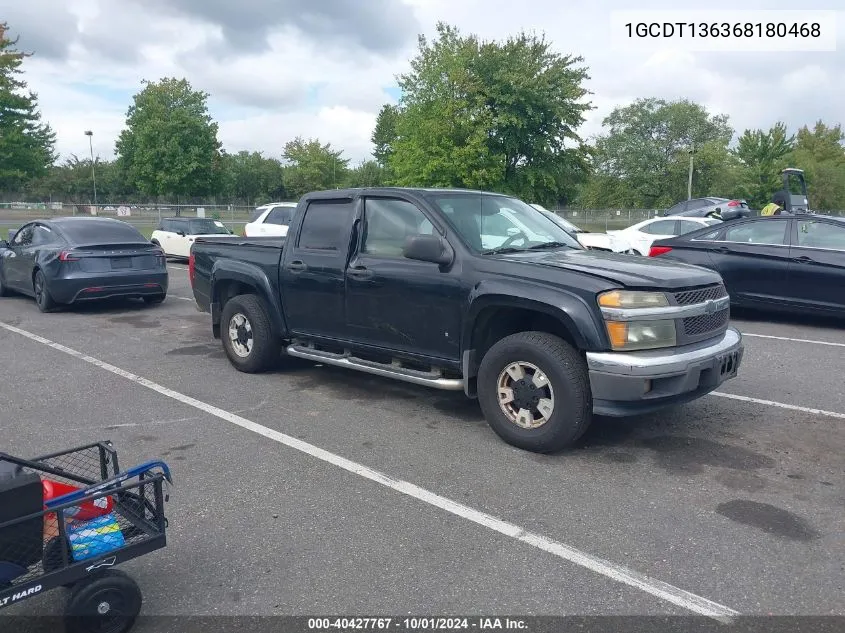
[41,479,114,520]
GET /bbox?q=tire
[143,294,166,306]
[477,331,592,453]
[33,269,57,312]
[0,270,8,297]
[220,294,279,373]
[64,569,142,633]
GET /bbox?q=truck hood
[492,248,722,289]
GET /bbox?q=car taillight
[58,251,79,261]
[188,252,196,286]
[649,245,672,257]
[727,200,739,207]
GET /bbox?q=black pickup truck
[190,188,744,453]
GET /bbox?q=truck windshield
[426,193,582,253]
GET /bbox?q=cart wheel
[64,569,142,633]
[43,536,76,588]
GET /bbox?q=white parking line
[168,265,187,271]
[712,391,845,419]
[742,332,845,348]
[170,296,194,302]
[0,320,738,621]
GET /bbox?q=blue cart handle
[45,460,174,508]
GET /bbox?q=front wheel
[33,270,57,312]
[64,569,142,633]
[477,331,592,453]
[220,294,279,373]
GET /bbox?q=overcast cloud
[4,0,844,166]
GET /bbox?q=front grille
[673,284,728,306]
[683,309,729,336]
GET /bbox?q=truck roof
[305,187,514,198]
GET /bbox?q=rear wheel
[33,269,57,312]
[220,294,279,373]
[477,331,592,453]
[0,270,8,297]
[64,569,142,633]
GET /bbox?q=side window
[665,201,687,215]
[31,225,54,246]
[724,220,787,245]
[361,198,432,257]
[679,220,705,234]
[161,220,173,232]
[297,200,354,251]
[640,220,678,235]
[796,220,845,251]
[13,225,34,246]
[266,206,294,226]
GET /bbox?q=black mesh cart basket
[0,441,172,633]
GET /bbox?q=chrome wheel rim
[497,361,555,429]
[228,313,253,357]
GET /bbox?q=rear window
[249,207,268,223]
[60,220,146,245]
[297,200,355,251]
[265,206,294,225]
[188,219,230,235]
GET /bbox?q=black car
[0,217,168,312]
[648,213,845,316]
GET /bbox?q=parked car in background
[605,216,722,256]
[244,202,298,237]
[0,217,168,312]
[648,213,845,317]
[662,197,751,220]
[151,218,232,259]
[530,204,634,253]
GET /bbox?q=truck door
[344,196,464,362]
[279,198,356,340]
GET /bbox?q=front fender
[461,279,608,353]
[210,259,288,338]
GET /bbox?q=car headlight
[597,290,677,351]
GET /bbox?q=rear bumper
[585,327,743,417]
[51,272,169,304]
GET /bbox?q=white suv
[244,202,297,237]
[151,217,232,259]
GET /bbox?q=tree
[115,77,221,200]
[371,104,399,166]
[216,150,286,205]
[790,121,845,210]
[732,122,794,208]
[587,98,734,208]
[346,160,387,188]
[0,22,56,193]
[282,137,349,197]
[381,22,592,202]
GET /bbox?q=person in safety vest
[761,191,788,216]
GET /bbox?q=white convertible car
[150,217,233,259]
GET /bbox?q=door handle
[792,255,814,264]
[286,260,307,272]
[347,266,373,280]
[712,246,730,254]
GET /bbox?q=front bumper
[585,327,744,417]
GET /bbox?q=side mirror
[176,231,186,237]
[7,230,16,243]
[402,234,453,266]
[0,240,7,249]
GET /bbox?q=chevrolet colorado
[190,188,743,453]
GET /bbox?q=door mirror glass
[7,230,17,243]
[402,234,452,265]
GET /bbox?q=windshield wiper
[481,246,527,255]
[524,241,574,251]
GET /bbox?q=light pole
[84,130,97,209]
[687,144,695,200]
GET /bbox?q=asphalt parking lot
[1,264,843,629]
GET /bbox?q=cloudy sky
[6,0,844,165]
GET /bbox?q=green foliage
[585,98,733,208]
[731,122,794,207]
[282,136,349,197]
[371,104,399,167]
[0,23,56,193]
[789,121,845,210]
[381,22,592,203]
[345,160,388,188]
[115,77,221,199]
[215,150,286,205]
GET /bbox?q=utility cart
[0,441,173,633]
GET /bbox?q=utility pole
[687,144,695,200]
[84,130,98,209]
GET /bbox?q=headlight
[598,290,676,351]
[598,290,669,309]
[604,319,677,351]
